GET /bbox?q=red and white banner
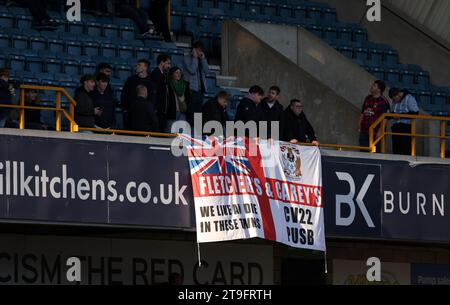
[182,135,325,252]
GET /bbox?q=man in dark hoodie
[389,88,420,155]
[150,53,171,132]
[234,85,265,138]
[130,85,159,132]
[282,99,319,145]
[261,85,284,140]
[74,75,103,129]
[202,91,229,136]
[121,59,157,130]
[90,73,118,129]
[0,68,15,128]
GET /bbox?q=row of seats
[171,0,337,24]
[0,6,137,40]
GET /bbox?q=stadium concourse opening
[0,0,449,287]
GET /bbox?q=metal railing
[369,113,450,159]
[0,85,78,132]
[1,85,449,158]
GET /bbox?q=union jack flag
[180,135,252,175]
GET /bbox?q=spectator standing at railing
[150,54,171,132]
[261,85,284,140]
[121,59,157,130]
[5,90,48,130]
[389,88,420,155]
[202,91,230,136]
[130,85,159,132]
[167,66,192,132]
[358,80,390,149]
[75,75,103,129]
[282,99,319,146]
[90,73,118,129]
[183,42,211,116]
[0,68,15,128]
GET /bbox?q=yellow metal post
[56,91,61,132]
[441,120,446,160]
[369,127,376,153]
[381,119,386,153]
[411,119,416,157]
[19,88,25,129]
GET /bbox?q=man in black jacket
[130,85,159,132]
[202,91,229,136]
[121,59,157,130]
[282,99,319,145]
[0,68,15,128]
[150,54,171,132]
[234,85,265,138]
[261,85,284,140]
[74,75,103,129]
[90,73,118,129]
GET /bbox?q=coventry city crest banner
[181,135,325,252]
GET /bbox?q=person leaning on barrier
[130,85,159,132]
[389,87,420,155]
[282,99,319,146]
[202,91,230,136]
[74,75,103,129]
[261,85,284,139]
[167,66,192,132]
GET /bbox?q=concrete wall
[316,0,450,87]
[222,21,362,146]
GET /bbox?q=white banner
[183,136,325,252]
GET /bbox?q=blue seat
[119,24,135,40]
[62,59,80,75]
[419,91,432,106]
[15,14,32,29]
[67,21,84,34]
[115,65,132,80]
[101,43,117,57]
[432,92,447,107]
[294,5,307,20]
[118,45,134,60]
[279,4,294,18]
[337,27,352,42]
[417,71,430,86]
[135,46,150,60]
[9,54,25,71]
[306,6,321,21]
[323,27,337,42]
[0,32,9,48]
[103,24,120,39]
[26,56,43,73]
[47,38,64,53]
[384,49,399,66]
[355,47,369,62]
[323,7,337,24]
[66,40,82,56]
[369,49,383,65]
[0,54,6,67]
[81,61,97,75]
[45,58,62,73]
[262,3,277,16]
[30,36,46,50]
[337,46,353,59]
[231,0,246,14]
[401,70,415,86]
[11,34,28,50]
[217,0,231,10]
[306,25,323,38]
[0,12,14,28]
[369,67,385,80]
[86,22,102,37]
[247,1,262,14]
[353,28,368,42]
[83,40,100,56]
[386,68,401,84]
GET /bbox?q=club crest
[280,145,302,179]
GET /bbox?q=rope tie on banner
[324,250,328,274]
[197,242,202,267]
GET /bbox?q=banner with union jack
[181,135,325,252]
